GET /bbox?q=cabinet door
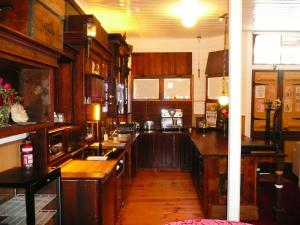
[252,71,278,132]
[154,133,179,168]
[86,75,104,103]
[62,180,100,225]
[175,133,192,170]
[137,133,155,168]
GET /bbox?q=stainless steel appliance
[161,108,183,129]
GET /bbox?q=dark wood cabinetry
[0,24,63,168]
[137,132,155,168]
[61,160,117,225]
[64,15,111,125]
[154,133,179,168]
[56,44,78,123]
[131,52,192,76]
[108,34,132,117]
[137,132,191,170]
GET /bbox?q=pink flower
[0,77,3,85]
[3,83,11,89]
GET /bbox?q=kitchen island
[189,129,285,221]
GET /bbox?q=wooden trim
[0,24,62,68]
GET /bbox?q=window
[253,33,300,64]
[163,78,190,99]
[133,79,159,99]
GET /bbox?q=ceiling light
[119,3,125,7]
[170,0,208,28]
[182,15,197,28]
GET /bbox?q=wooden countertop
[190,129,228,156]
[60,159,117,180]
[189,129,282,157]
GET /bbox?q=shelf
[1,210,57,225]
[0,194,56,217]
[0,122,50,139]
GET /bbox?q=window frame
[253,33,300,65]
[132,75,192,101]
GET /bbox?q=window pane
[207,77,229,100]
[163,78,190,99]
[133,79,159,99]
[281,34,300,64]
[253,34,281,64]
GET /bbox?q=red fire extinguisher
[20,138,33,169]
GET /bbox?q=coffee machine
[161,108,183,129]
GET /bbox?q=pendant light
[218,13,229,106]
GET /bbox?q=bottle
[20,138,33,169]
[104,132,108,141]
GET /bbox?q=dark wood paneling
[57,63,73,123]
[131,52,192,127]
[132,100,192,127]
[131,52,192,77]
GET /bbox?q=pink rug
[165,219,253,225]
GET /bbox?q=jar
[20,139,33,168]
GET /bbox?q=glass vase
[0,106,10,127]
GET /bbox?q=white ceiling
[75,0,300,39]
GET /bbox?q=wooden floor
[116,170,204,225]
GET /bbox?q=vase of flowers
[0,77,22,127]
[219,105,229,135]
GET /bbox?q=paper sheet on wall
[285,86,294,99]
[255,85,265,98]
[206,111,217,127]
[194,101,205,114]
[256,99,265,112]
[296,86,300,100]
[284,99,293,112]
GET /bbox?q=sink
[101,140,126,148]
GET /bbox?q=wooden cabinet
[56,44,78,123]
[176,133,193,170]
[108,34,132,117]
[0,0,65,50]
[153,133,180,168]
[137,133,155,168]
[191,143,203,200]
[0,23,63,168]
[64,15,112,125]
[137,132,191,170]
[61,160,117,225]
[62,173,116,225]
[131,52,192,76]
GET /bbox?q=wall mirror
[207,77,229,100]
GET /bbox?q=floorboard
[116,170,204,225]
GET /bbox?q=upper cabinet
[64,15,112,125]
[0,0,65,50]
[0,24,62,138]
[131,52,192,77]
[108,33,132,117]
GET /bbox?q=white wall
[126,36,224,125]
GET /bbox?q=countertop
[60,159,117,180]
[189,128,282,157]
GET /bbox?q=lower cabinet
[191,143,204,200]
[137,132,192,170]
[62,172,116,225]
